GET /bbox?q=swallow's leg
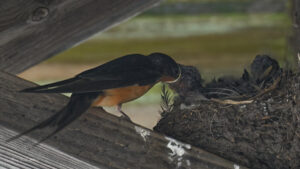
[117,104,132,122]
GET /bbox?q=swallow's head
[148,52,181,83]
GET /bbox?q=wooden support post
[0,71,247,169]
[290,0,300,70]
[0,0,161,74]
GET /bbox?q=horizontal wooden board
[0,0,161,74]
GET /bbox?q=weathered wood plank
[290,0,300,70]
[0,0,161,74]
[0,71,247,169]
[0,127,99,169]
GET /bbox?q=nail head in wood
[31,7,49,22]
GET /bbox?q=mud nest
[154,55,300,169]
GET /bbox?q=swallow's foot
[117,104,132,122]
[120,114,133,122]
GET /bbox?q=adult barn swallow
[8,52,181,143]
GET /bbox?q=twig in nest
[210,76,281,105]
[205,87,240,96]
[204,91,233,97]
[298,53,300,70]
[250,76,281,100]
[261,116,271,120]
[160,84,173,113]
[210,98,253,105]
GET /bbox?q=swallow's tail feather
[6,92,100,144]
[20,77,77,93]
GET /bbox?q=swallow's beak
[166,66,181,84]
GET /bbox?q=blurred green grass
[49,27,287,61]
[47,14,289,70]
[47,27,288,79]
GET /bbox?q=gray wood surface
[290,0,300,70]
[0,0,162,74]
[0,71,247,169]
[0,127,99,169]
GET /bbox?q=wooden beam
[290,0,300,70]
[0,0,161,74]
[0,128,100,169]
[0,71,247,169]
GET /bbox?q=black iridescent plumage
[7,53,180,144]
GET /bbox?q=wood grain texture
[290,0,300,70]
[0,128,99,169]
[0,0,162,74]
[0,71,247,169]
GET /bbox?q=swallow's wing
[21,54,161,93]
